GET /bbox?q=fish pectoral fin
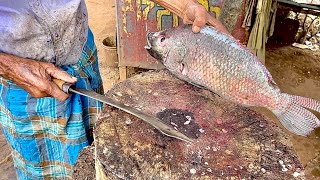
[186,81,221,97]
[187,81,207,89]
[266,76,278,88]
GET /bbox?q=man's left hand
[182,2,230,35]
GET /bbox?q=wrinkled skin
[145,25,320,136]
[152,0,229,34]
[182,2,228,34]
[0,53,77,101]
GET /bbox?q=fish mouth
[144,32,155,50]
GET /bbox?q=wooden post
[119,66,127,81]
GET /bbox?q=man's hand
[182,1,230,35]
[0,54,77,101]
[152,0,230,34]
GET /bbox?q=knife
[53,79,193,143]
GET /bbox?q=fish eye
[158,36,166,47]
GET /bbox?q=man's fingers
[47,81,69,102]
[45,65,77,83]
[193,7,207,26]
[192,25,201,33]
[192,14,206,33]
[184,5,207,33]
[206,15,231,35]
[30,91,49,99]
[183,3,230,35]
[21,80,68,101]
[20,84,49,98]
[183,14,193,25]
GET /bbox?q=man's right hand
[0,54,77,102]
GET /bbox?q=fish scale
[190,35,252,101]
[146,25,320,136]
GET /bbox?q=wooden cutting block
[76,70,305,179]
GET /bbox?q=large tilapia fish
[145,25,320,136]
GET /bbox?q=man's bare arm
[151,0,230,34]
[151,0,189,17]
[0,53,77,101]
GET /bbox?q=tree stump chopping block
[91,70,304,179]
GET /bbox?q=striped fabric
[0,29,103,179]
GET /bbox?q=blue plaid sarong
[0,29,103,179]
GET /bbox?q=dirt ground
[85,0,118,91]
[264,47,320,179]
[0,0,319,179]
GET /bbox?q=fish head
[145,28,189,74]
[145,30,171,62]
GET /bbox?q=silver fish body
[145,25,320,136]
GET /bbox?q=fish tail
[271,93,320,136]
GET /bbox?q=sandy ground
[0,0,319,179]
[263,47,320,179]
[86,0,118,91]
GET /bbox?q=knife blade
[53,79,193,143]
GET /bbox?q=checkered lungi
[0,29,103,179]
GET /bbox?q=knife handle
[52,78,73,94]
